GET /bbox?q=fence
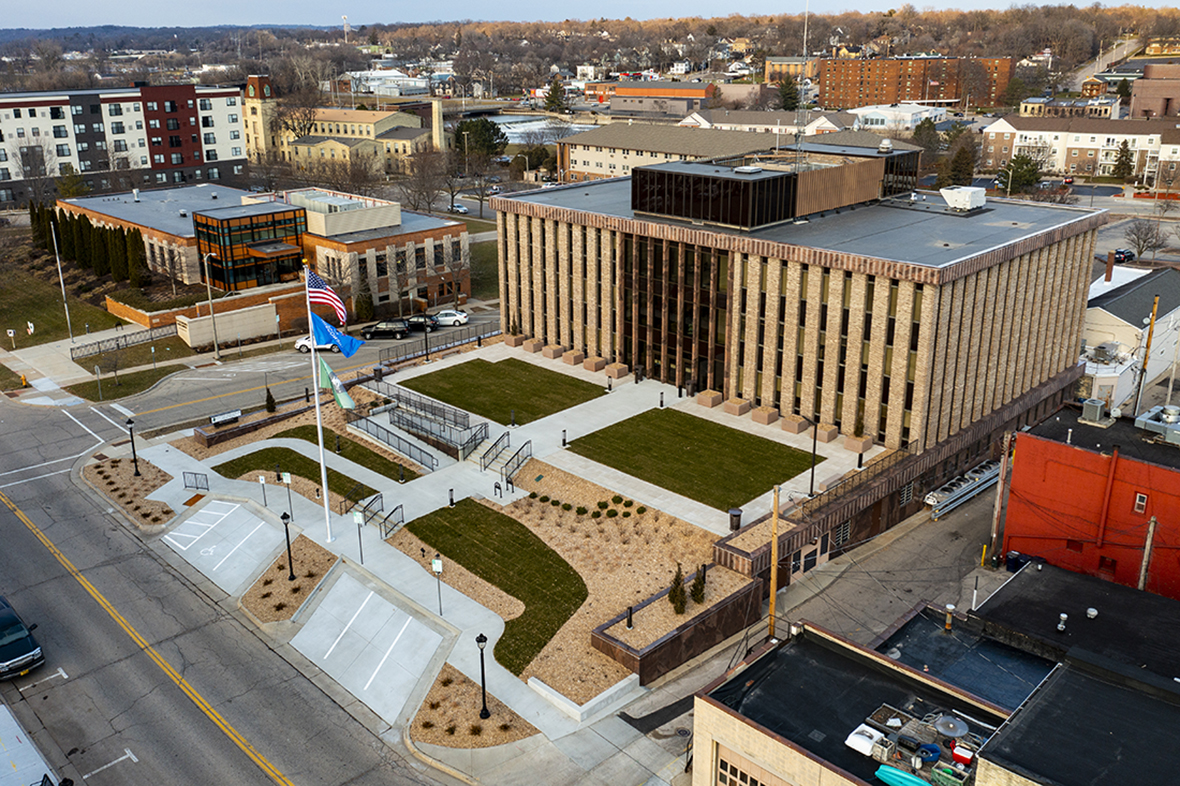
[70,324,178,360]
[368,381,470,429]
[797,446,915,519]
[339,481,368,515]
[378,504,405,539]
[183,471,209,491]
[377,322,501,366]
[346,412,440,472]
[457,422,489,461]
[480,430,510,471]
[501,440,532,485]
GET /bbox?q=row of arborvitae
[668,562,708,615]
[28,202,148,286]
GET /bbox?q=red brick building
[819,57,1014,109]
[1004,406,1180,602]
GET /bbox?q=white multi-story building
[0,84,248,208]
[983,116,1180,181]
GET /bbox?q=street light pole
[126,418,140,477]
[797,415,820,497]
[202,252,222,360]
[476,633,490,719]
[281,512,296,581]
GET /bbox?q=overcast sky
[9,0,1175,32]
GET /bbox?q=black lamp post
[126,418,141,477]
[798,415,820,497]
[281,512,295,581]
[476,633,490,719]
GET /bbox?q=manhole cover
[676,727,691,738]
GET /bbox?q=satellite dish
[934,715,969,738]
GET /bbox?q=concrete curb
[402,725,480,786]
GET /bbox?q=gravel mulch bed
[388,528,525,622]
[240,534,338,623]
[409,664,538,749]
[488,460,719,704]
[728,508,805,552]
[83,457,175,530]
[602,568,754,649]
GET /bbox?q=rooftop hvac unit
[734,166,763,174]
[877,138,893,154]
[1081,398,1105,423]
[939,186,986,211]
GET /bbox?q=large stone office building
[491,142,1104,541]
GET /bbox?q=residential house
[557,124,775,182]
[844,102,946,131]
[1020,96,1121,119]
[981,116,1180,179]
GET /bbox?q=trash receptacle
[729,508,743,532]
[1005,551,1022,572]
[374,365,384,382]
[990,553,1001,570]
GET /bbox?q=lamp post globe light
[476,633,490,720]
[126,418,141,477]
[281,512,295,582]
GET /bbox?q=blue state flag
[310,312,365,358]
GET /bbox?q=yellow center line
[0,491,295,786]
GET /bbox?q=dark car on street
[407,314,440,332]
[1114,249,1136,263]
[0,596,44,680]
[361,319,411,340]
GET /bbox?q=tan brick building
[819,57,1014,109]
[492,144,1102,540]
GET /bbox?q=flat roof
[972,561,1180,680]
[505,177,1103,270]
[326,210,460,244]
[62,184,252,237]
[1028,405,1180,473]
[706,630,1005,784]
[875,607,1054,712]
[194,202,302,221]
[980,663,1180,786]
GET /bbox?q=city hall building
[491,142,1104,541]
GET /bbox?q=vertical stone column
[820,269,845,427]
[571,226,586,354]
[531,216,545,339]
[841,272,868,434]
[862,275,892,443]
[502,212,517,333]
[738,254,760,401]
[798,265,824,418]
[778,261,802,417]
[545,219,559,345]
[909,283,939,453]
[586,227,601,356]
[557,221,572,349]
[760,258,784,407]
[885,280,914,447]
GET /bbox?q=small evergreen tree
[911,117,941,156]
[778,75,800,111]
[109,228,128,282]
[543,76,568,113]
[1112,140,1134,180]
[73,215,90,268]
[56,163,90,198]
[1115,79,1131,99]
[265,387,277,413]
[127,229,146,288]
[948,145,975,186]
[59,213,74,260]
[668,562,687,615]
[29,203,45,249]
[91,221,109,276]
[690,563,707,604]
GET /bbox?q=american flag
[307,271,347,325]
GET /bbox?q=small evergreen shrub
[576,506,588,515]
[529,491,538,499]
[597,500,609,510]
[668,563,687,614]
[606,509,618,518]
[591,511,601,519]
[612,494,623,504]
[636,506,647,514]
[539,495,550,502]
[562,503,572,511]
[690,563,707,604]
[623,499,633,508]
[622,511,631,518]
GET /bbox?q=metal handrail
[369,380,470,429]
[377,322,501,366]
[378,504,405,539]
[480,430,510,471]
[338,481,366,514]
[458,422,489,461]
[500,440,532,484]
[346,412,439,471]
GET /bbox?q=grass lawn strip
[568,408,823,511]
[74,335,196,373]
[65,366,180,401]
[406,498,587,675]
[212,447,376,499]
[0,365,24,391]
[469,241,499,301]
[400,357,602,425]
[0,268,124,347]
[274,425,420,483]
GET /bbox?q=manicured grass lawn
[459,217,497,234]
[212,447,376,499]
[74,335,196,373]
[469,240,499,300]
[0,269,124,348]
[406,499,587,674]
[569,409,824,511]
[274,425,420,482]
[400,358,602,425]
[64,366,180,401]
[0,365,24,391]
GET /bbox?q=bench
[209,409,242,427]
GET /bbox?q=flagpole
[304,263,335,543]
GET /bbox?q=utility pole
[768,486,780,640]
[1138,516,1158,591]
[1133,294,1161,417]
[990,432,1013,564]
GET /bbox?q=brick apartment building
[1129,63,1180,118]
[0,83,248,209]
[818,57,1014,109]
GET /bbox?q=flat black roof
[875,607,1054,712]
[707,630,1005,783]
[1028,405,1180,472]
[980,662,1180,786]
[972,562,1180,680]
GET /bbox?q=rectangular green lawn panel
[274,425,420,483]
[406,499,587,675]
[568,408,824,511]
[212,447,376,499]
[399,357,603,425]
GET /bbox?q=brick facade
[819,57,1014,109]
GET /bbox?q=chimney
[1105,251,1115,282]
[132,188,140,202]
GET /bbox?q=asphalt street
[0,401,442,786]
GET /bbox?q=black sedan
[407,314,440,332]
[362,319,411,340]
[0,595,44,680]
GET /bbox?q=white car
[435,309,470,326]
[448,203,469,214]
[295,335,341,353]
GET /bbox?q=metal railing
[378,504,405,539]
[457,422,489,461]
[797,446,915,519]
[70,324,178,360]
[183,471,209,491]
[377,322,501,366]
[388,407,472,447]
[346,412,439,472]
[358,492,384,524]
[500,440,532,485]
[480,430,510,471]
[368,381,470,429]
[338,481,367,515]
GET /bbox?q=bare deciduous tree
[273,88,322,140]
[1124,219,1167,258]
[397,148,447,212]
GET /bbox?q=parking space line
[364,617,411,691]
[324,591,373,660]
[213,520,266,570]
[163,503,239,551]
